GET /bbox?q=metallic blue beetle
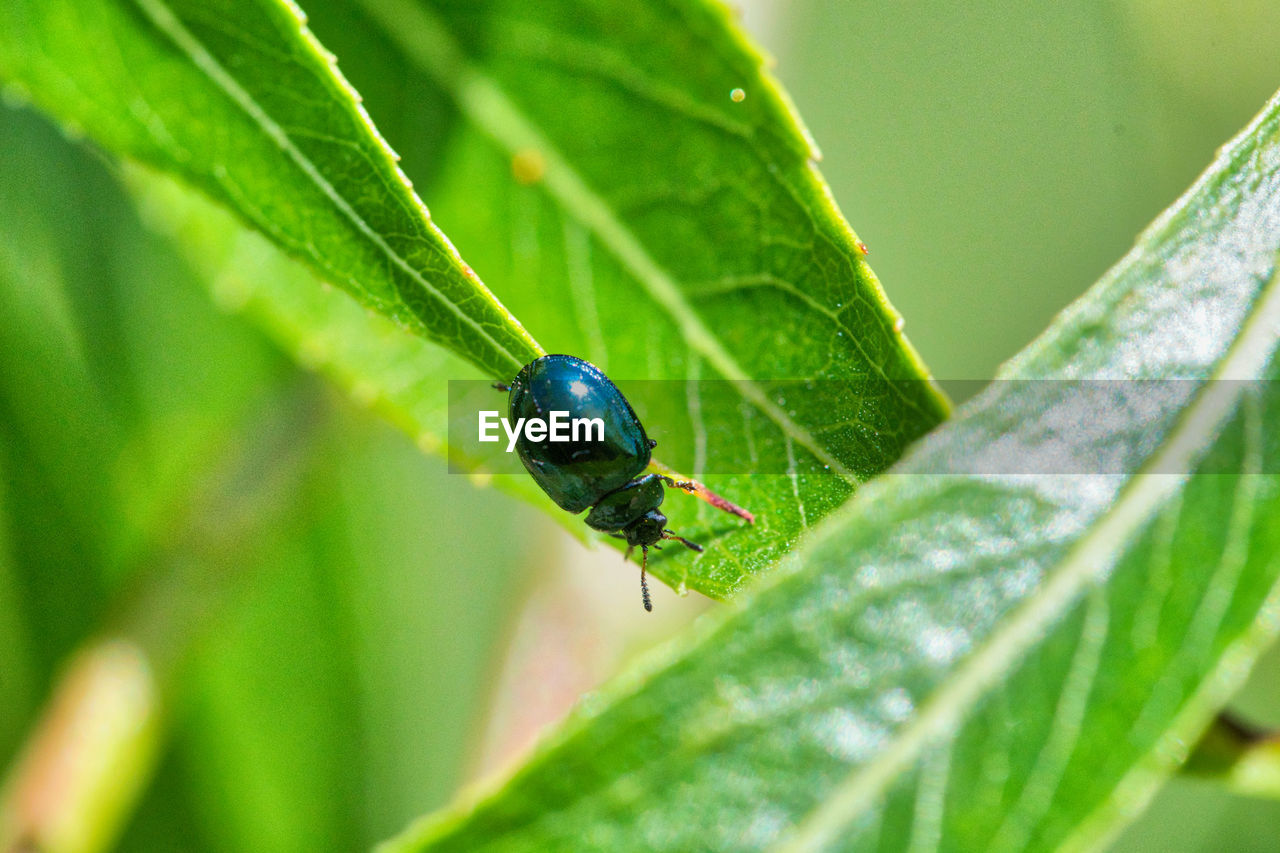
[496,354,751,610]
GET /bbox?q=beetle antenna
[662,530,704,553]
[491,381,511,392]
[640,546,653,612]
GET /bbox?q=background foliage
[1,1,1280,851]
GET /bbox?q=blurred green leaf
[1,378,325,853]
[0,101,291,682]
[0,0,540,379]
[0,105,535,853]
[148,416,539,853]
[384,92,1280,852]
[0,456,36,764]
[0,103,303,853]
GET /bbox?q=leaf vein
[986,587,1110,853]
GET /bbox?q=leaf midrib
[771,260,1280,852]
[134,0,536,373]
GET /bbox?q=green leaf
[0,0,540,379]
[334,0,951,585]
[0,103,538,853]
[163,422,539,852]
[2,0,949,597]
[119,164,564,523]
[382,91,1280,852]
[99,0,947,598]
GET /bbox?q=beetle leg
[491,381,511,392]
[655,475,755,524]
[661,530,704,553]
[657,474,696,491]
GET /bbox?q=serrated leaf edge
[134,0,540,373]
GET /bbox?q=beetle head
[623,510,667,547]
